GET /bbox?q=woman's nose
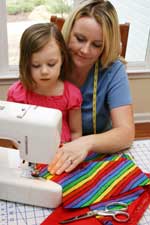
[80,43,90,54]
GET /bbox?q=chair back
[50,16,65,31]
[119,23,130,58]
[50,16,130,58]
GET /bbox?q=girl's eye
[32,64,40,68]
[48,63,55,67]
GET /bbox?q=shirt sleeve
[7,81,27,103]
[65,81,82,110]
[107,62,132,109]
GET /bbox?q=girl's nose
[41,65,48,74]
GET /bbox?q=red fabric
[40,206,101,225]
[99,187,150,225]
[41,187,150,225]
[125,187,150,225]
[40,158,150,224]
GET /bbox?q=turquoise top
[80,60,132,135]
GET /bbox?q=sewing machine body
[0,100,62,164]
[0,100,62,208]
[0,147,62,208]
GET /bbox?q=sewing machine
[0,100,62,208]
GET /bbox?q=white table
[0,139,150,225]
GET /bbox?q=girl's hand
[48,137,90,175]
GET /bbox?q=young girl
[7,23,82,144]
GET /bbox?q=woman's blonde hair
[62,0,123,69]
[19,23,70,90]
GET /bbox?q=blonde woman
[48,0,135,175]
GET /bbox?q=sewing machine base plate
[0,147,62,208]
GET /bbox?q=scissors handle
[113,210,129,222]
[105,202,129,223]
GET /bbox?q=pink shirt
[7,81,82,143]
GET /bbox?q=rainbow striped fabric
[36,153,150,209]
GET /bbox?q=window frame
[0,1,9,76]
[127,28,150,75]
[0,0,150,79]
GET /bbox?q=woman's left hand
[48,137,90,175]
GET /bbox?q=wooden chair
[119,23,130,58]
[50,16,130,58]
[50,15,65,31]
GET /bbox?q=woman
[48,0,135,175]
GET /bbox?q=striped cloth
[35,153,150,209]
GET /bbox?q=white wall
[0,75,150,116]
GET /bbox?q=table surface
[0,139,150,225]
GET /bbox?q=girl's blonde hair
[19,23,71,90]
[62,0,123,69]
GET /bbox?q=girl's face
[31,38,62,90]
[68,16,103,70]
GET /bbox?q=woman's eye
[92,43,103,48]
[76,35,85,42]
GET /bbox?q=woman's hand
[48,137,90,175]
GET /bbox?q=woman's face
[68,16,103,69]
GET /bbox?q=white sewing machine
[0,100,62,208]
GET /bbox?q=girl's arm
[69,108,82,140]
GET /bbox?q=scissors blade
[60,211,96,224]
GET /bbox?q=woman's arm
[69,108,82,140]
[48,104,135,175]
[89,105,135,152]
